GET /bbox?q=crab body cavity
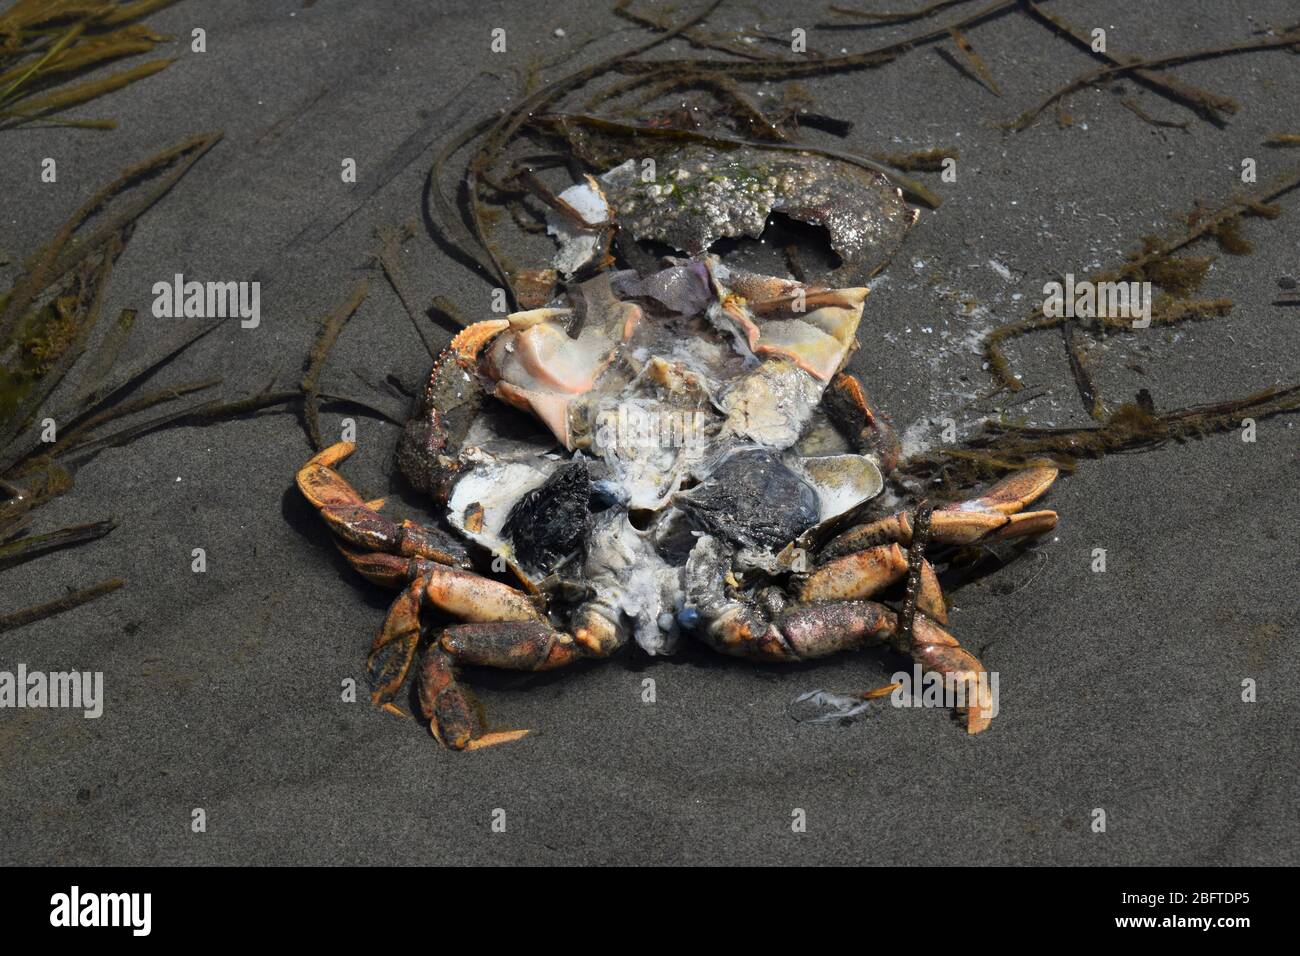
[438,256,883,655]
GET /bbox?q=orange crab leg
[418,646,484,751]
[797,544,946,621]
[798,543,908,601]
[418,607,624,751]
[824,371,901,472]
[916,559,947,624]
[939,465,1057,515]
[906,615,993,734]
[440,621,580,671]
[298,441,472,567]
[780,602,991,732]
[334,547,424,589]
[827,507,1060,553]
[368,575,426,704]
[823,467,1059,557]
[705,597,992,732]
[317,503,470,566]
[296,441,364,509]
[688,536,991,731]
[423,566,542,623]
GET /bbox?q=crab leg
[415,566,546,748]
[423,565,542,622]
[396,319,508,501]
[298,442,472,567]
[298,439,629,750]
[357,553,541,706]
[796,543,946,623]
[750,600,991,731]
[777,602,987,726]
[368,574,428,704]
[418,602,625,751]
[916,558,947,624]
[358,561,551,723]
[700,594,990,732]
[798,543,907,601]
[823,466,1059,558]
[354,557,555,748]
[394,561,623,750]
[940,465,1058,514]
[685,536,990,730]
[823,371,901,472]
[335,547,426,589]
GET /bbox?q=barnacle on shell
[548,145,915,279]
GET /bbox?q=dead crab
[297,255,1058,749]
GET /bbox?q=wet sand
[0,0,1296,865]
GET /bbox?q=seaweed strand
[983,166,1300,395]
[0,578,125,635]
[1024,2,1237,125]
[0,518,115,571]
[1004,30,1298,132]
[301,277,371,451]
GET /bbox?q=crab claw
[298,442,472,568]
[823,467,1059,557]
[938,465,1058,515]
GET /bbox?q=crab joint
[441,621,578,670]
[423,566,542,623]
[799,543,909,602]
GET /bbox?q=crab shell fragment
[440,256,886,655]
[548,144,917,279]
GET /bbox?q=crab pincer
[823,466,1060,558]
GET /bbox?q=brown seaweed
[0,0,179,130]
[983,166,1300,400]
[1023,2,1238,126]
[1003,30,1297,132]
[902,387,1300,494]
[945,26,1001,96]
[301,278,371,451]
[0,133,223,632]
[824,0,982,27]
[0,578,125,635]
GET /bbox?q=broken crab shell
[548,145,915,278]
